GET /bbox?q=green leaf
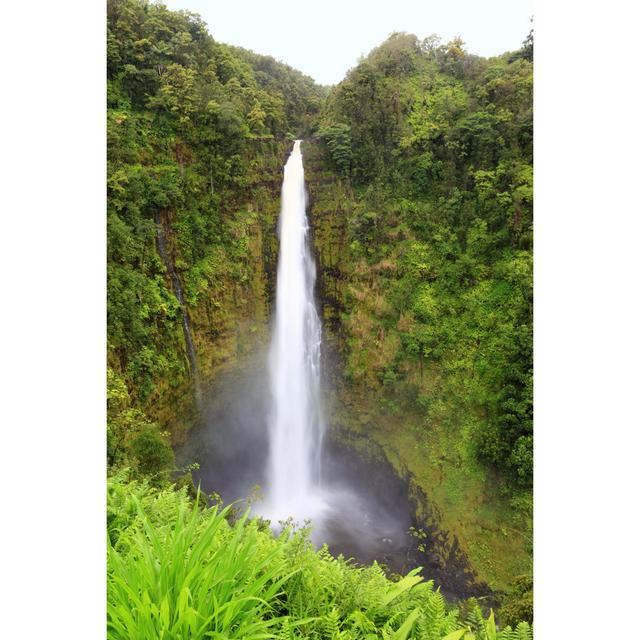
[486,609,497,640]
[382,568,424,605]
[442,630,468,640]
[393,608,421,640]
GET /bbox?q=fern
[107,475,532,640]
[349,610,377,635]
[497,621,533,640]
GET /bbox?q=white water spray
[263,140,326,523]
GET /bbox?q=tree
[318,123,352,175]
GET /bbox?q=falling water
[263,140,326,523]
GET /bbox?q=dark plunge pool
[176,360,490,603]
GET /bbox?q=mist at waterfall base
[176,360,420,573]
[176,362,484,600]
[177,142,484,600]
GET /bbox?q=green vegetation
[317,31,532,487]
[106,0,533,633]
[108,473,533,639]
[107,0,325,447]
[304,31,532,594]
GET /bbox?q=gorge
[175,140,488,600]
[107,0,533,635]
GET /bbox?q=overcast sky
[162,0,532,85]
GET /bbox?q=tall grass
[107,474,532,639]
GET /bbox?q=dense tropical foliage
[107,0,325,457]
[318,32,532,488]
[108,473,533,639]
[106,0,533,635]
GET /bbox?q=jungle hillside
[107,0,533,637]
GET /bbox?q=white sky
[161,0,532,85]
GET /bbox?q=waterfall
[263,140,326,523]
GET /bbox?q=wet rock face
[303,144,349,340]
[321,439,491,602]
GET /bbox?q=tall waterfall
[265,140,326,522]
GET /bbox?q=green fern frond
[514,621,532,640]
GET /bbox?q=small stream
[155,211,201,406]
[176,360,491,603]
